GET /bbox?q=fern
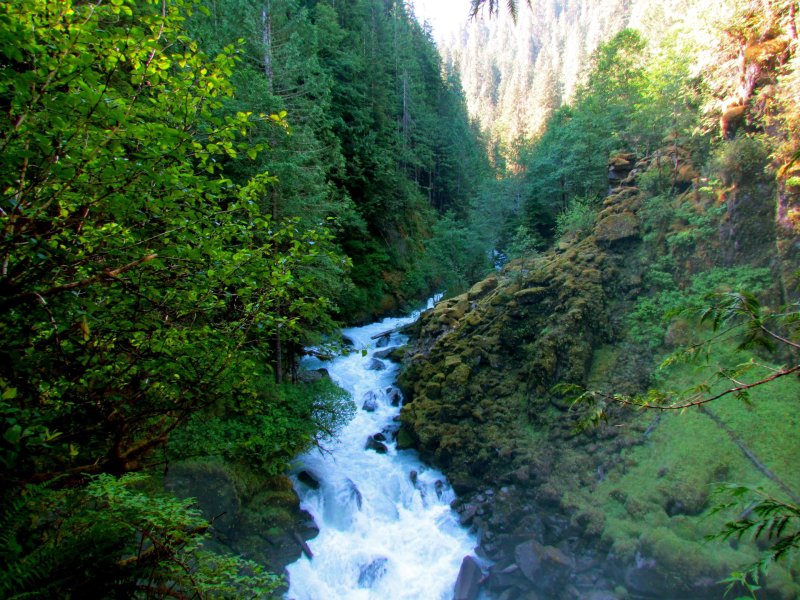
[0,483,62,599]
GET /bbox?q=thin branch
[599,363,800,411]
[1,254,158,310]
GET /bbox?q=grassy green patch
[578,343,800,596]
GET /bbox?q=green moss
[571,347,800,595]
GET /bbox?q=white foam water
[286,301,477,600]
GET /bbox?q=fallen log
[369,323,411,340]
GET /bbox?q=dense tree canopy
[0,0,490,595]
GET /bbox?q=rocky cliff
[397,151,800,599]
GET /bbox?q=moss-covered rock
[595,212,639,244]
[396,144,800,599]
[165,458,317,582]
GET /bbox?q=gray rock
[375,335,391,348]
[358,557,388,588]
[297,470,321,490]
[297,368,329,383]
[452,555,482,600]
[362,391,379,412]
[514,541,542,581]
[387,388,403,406]
[367,358,386,371]
[374,348,394,359]
[365,435,388,454]
[487,563,527,591]
[514,539,573,593]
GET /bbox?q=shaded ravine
[286,303,480,599]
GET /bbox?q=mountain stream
[286,302,479,599]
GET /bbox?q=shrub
[555,195,600,239]
[712,135,771,186]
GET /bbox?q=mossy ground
[562,340,800,597]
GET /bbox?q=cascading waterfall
[286,302,478,600]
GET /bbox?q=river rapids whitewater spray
[285,300,479,600]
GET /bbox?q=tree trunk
[262,0,274,92]
[274,331,283,384]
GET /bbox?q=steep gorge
[396,145,800,599]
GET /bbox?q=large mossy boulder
[165,459,317,578]
[595,212,639,244]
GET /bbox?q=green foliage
[506,224,545,259]
[500,26,706,242]
[0,474,282,599]
[711,485,800,595]
[713,135,772,186]
[554,196,599,240]
[170,378,354,474]
[627,267,772,348]
[566,285,800,594]
[425,212,493,294]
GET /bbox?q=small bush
[712,135,770,186]
[555,195,599,239]
[506,224,545,259]
[627,266,772,348]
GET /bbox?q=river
[285,302,479,599]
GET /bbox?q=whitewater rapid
[285,302,478,600]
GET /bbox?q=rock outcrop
[397,149,800,599]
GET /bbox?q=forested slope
[0,0,490,596]
[399,1,800,598]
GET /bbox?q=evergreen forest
[1,0,799,598]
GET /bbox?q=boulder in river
[346,478,363,510]
[297,470,321,490]
[362,391,379,412]
[365,435,388,454]
[358,557,389,588]
[452,555,482,600]
[387,388,402,406]
[375,335,391,348]
[367,358,386,371]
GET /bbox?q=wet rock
[488,562,528,591]
[358,557,388,588]
[459,503,479,525]
[381,421,401,439]
[292,531,313,558]
[365,435,388,454]
[297,368,330,383]
[387,388,403,406]
[452,555,482,600]
[595,212,639,244]
[297,470,321,490]
[373,348,394,359]
[375,335,391,348]
[361,391,379,412]
[367,358,387,371]
[514,539,573,593]
[372,432,386,442]
[409,470,418,485]
[346,478,363,510]
[435,480,444,498]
